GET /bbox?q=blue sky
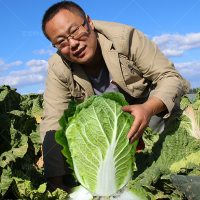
[0,0,200,94]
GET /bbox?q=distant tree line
[188,87,199,94]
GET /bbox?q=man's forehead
[46,9,84,38]
[55,10,83,29]
[55,9,84,22]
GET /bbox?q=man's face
[45,9,98,66]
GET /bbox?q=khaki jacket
[40,20,190,142]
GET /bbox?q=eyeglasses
[52,19,87,50]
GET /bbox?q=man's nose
[69,37,79,48]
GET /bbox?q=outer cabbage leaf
[170,174,200,200]
[30,95,44,123]
[55,101,80,176]
[56,92,138,197]
[170,151,200,172]
[163,104,200,139]
[12,176,68,200]
[0,166,13,196]
[142,127,159,151]
[180,95,191,110]
[192,100,200,130]
[20,93,44,123]
[0,131,28,168]
[155,127,200,168]
[193,87,200,103]
[0,85,21,113]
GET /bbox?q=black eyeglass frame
[52,18,87,49]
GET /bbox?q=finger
[129,131,142,144]
[129,131,141,144]
[122,105,133,113]
[129,125,147,144]
[127,117,141,139]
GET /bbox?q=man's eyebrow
[53,22,78,42]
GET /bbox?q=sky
[0,0,200,94]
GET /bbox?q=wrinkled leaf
[0,166,13,196]
[0,85,21,114]
[170,174,200,200]
[0,133,28,168]
[180,95,191,110]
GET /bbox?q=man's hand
[122,97,167,144]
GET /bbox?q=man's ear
[86,15,94,30]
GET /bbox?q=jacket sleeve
[129,29,191,117]
[40,56,72,177]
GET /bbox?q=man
[40,1,190,192]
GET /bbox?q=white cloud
[162,49,184,57]
[153,34,172,47]
[38,89,45,94]
[0,59,23,71]
[0,59,4,66]
[175,62,196,69]
[152,32,200,58]
[26,59,48,66]
[33,49,55,56]
[144,34,151,38]
[0,75,45,87]
[4,61,23,67]
[174,61,200,87]
[0,67,8,72]
[0,59,48,88]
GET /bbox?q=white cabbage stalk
[68,185,144,200]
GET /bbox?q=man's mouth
[74,46,86,58]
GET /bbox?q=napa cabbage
[163,95,200,139]
[55,92,139,197]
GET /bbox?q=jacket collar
[96,32,129,94]
[69,31,129,96]
[71,62,94,97]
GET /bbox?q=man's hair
[42,1,86,40]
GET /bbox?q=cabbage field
[0,85,200,200]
